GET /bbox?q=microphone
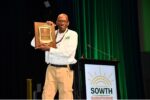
[87,44,117,61]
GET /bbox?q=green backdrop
[73,0,144,99]
[141,0,150,52]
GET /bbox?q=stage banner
[84,64,118,100]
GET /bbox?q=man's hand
[46,21,56,27]
[39,44,50,51]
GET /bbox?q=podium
[73,59,120,99]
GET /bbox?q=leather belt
[50,64,75,67]
[50,64,68,67]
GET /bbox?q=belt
[50,64,75,67]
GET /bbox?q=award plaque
[34,22,56,49]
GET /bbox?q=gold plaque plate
[34,22,56,49]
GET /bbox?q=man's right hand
[37,44,50,51]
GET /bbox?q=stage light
[44,0,51,8]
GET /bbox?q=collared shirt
[31,29,78,65]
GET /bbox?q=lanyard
[55,29,68,44]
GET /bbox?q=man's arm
[31,37,35,47]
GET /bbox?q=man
[31,13,78,99]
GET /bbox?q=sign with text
[84,64,118,100]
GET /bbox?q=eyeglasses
[57,20,68,23]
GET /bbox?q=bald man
[31,13,78,99]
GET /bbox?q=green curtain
[73,0,127,98]
[73,0,144,98]
[141,0,150,52]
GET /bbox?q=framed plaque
[34,22,56,49]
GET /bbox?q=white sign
[85,64,118,100]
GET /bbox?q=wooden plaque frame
[34,22,56,49]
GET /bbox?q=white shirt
[31,29,78,65]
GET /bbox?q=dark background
[0,0,75,98]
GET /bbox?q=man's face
[56,14,69,32]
